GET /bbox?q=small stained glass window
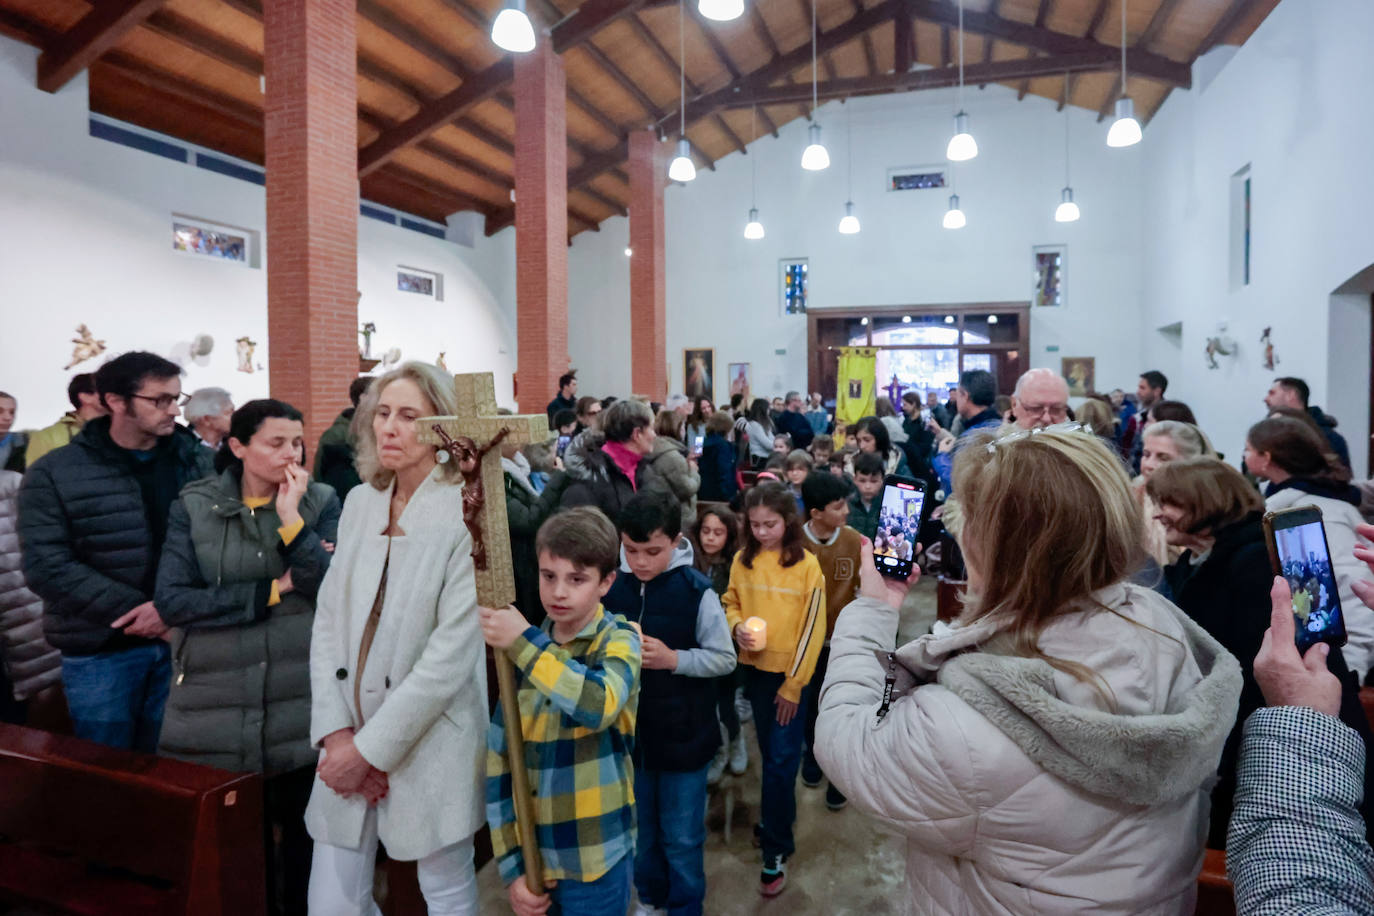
[781,258,808,316]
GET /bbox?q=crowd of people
[0,354,1373,915]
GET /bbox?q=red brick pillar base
[264,0,358,448]
[629,130,666,400]
[514,42,569,414]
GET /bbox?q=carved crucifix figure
[431,425,511,570]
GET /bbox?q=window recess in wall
[397,267,443,301]
[1229,164,1252,290]
[886,165,947,192]
[781,259,808,316]
[1032,245,1065,308]
[172,215,260,268]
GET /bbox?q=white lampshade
[744,208,765,239]
[801,123,830,171]
[946,111,978,162]
[1054,187,1080,223]
[1106,97,1143,148]
[668,138,696,182]
[837,200,860,234]
[491,0,536,53]
[698,0,744,21]
[942,194,966,229]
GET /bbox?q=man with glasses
[18,351,213,751]
[1009,368,1072,431]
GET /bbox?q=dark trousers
[744,667,807,860]
[802,645,831,770]
[715,667,743,741]
[264,766,315,916]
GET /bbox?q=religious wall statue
[432,424,511,570]
[64,324,106,370]
[360,322,376,359]
[236,336,257,373]
[1260,326,1279,371]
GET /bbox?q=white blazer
[304,468,487,861]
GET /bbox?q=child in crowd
[692,506,750,783]
[604,492,736,916]
[808,434,834,467]
[724,484,826,897]
[797,472,863,812]
[783,450,812,514]
[772,434,792,456]
[842,425,859,452]
[847,451,886,540]
[482,507,642,916]
[827,454,848,478]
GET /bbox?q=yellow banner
[835,346,877,435]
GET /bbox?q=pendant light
[1054,102,1080,222]
[800,0,830,170]
[491,0,536,53]
[837,105,860,234]
[743,106,765,239]
[698,0,743,23]
[945,0,978,162]
[1106,0,1142,148]
[667,0,697,182]
[942,167,965,229]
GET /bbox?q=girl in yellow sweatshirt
[723,482,825,898]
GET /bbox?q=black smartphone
[556,434,571,458]
[692,433,704,457]
[1263,505,1348,651]
[874,475,927,580]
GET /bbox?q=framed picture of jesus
[684,349,714,403]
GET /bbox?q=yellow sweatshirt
[723,549,826,703]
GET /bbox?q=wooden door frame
[806,302,1031,396]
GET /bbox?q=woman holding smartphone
[1148,457,1374,846]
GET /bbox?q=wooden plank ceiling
[0,0,1278,239]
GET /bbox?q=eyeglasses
[1018,402,1070,419]
[129,393,185,411]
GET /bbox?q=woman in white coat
[816,428,1242,915]
[306,362,486,916]
[1246,415,1374,679]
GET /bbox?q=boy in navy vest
[608,491,736,916]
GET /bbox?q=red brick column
[629,130,666,400]
[514,43,569,414]
[264,0,358,449]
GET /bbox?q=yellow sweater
[723,549,826,703]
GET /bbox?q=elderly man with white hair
[1009,369,1070,431]
[182,387,234,451]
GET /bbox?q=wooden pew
[1195,848,1235,915]
[0,723,265,916]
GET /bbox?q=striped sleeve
[511,623,641,731]
[780,555,827,703]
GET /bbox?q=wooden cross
[418,371,551,893]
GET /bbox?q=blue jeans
[549,852,632,916]
[634,763,709,915]
[744,667,807,860]
[61,642,171,753]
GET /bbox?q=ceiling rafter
[356,0,472,79]
[741,5,792,132]
[0,8,54,46]
[38,0,166,93]
[894,0,914,74]
[1060,0,1109,110]
[1198,0,1263,55]
[1016,0,1052,100]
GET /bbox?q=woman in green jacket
[155,399,340,916]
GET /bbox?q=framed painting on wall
[684,348,714,402]
[728,363,751,403]
[1061,356,1095,397]
[1033,244,1066,308]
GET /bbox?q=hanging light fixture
[668,0,697,182]
[800,0,830,170]
[698,0,743,23]
[945,0,978,161]
[491,0,536,52]
[743,107,765,239]
[1106,0,1142,148]
[942,193,966,229]
[1055,100,1080,222]
[837,105,860,234]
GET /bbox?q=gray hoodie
[617,536,736,679]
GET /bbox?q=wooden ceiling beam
[1138,0,1185,49]
[741,7,784,135]
[1198,0,1262,55]
[0,9,55,47]
[356,0,472,80]
[99,51,262,131]
[379,163,502,217]
[894,1,914,74]
[623,14,748,153]
[718,50,1125,108]
[142,9,260,75]
[38,0,167,93]
[359,0,651,177]
[1016,0,1052,99]
[577,186,628,216]
[903,0,1190,87]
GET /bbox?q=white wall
[1140,0,1374,471]
[561,85,1147,402]
[0,35,517,429]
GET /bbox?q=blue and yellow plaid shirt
[485,605,641,885]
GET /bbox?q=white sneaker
[729,733,749,775]
[707,743,729,785]
[632,902,667,916]
[735,688,752,724]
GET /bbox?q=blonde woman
[816,428,1241,914]
[305,362,486,916]
[1135,420,1213,569]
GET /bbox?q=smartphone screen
[556,435,571,458]
[1267,507,1348,651]
[875,475,927,579]
[693,434,704,456]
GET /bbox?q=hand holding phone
[875,475,927,580]
[1253,575,1341,717]
[1263,506,1347,651]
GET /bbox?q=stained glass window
[781,258,808,316]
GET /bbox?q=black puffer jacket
[17,417,214,655]
[560,429,663,524]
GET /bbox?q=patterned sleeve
[1227,706,1374,915]
[484,702,525,885]
[509,622,641,731]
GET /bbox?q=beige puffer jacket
[0,471,61,701]
[817,583,1241,915]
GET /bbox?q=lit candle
[742,616,767,650]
